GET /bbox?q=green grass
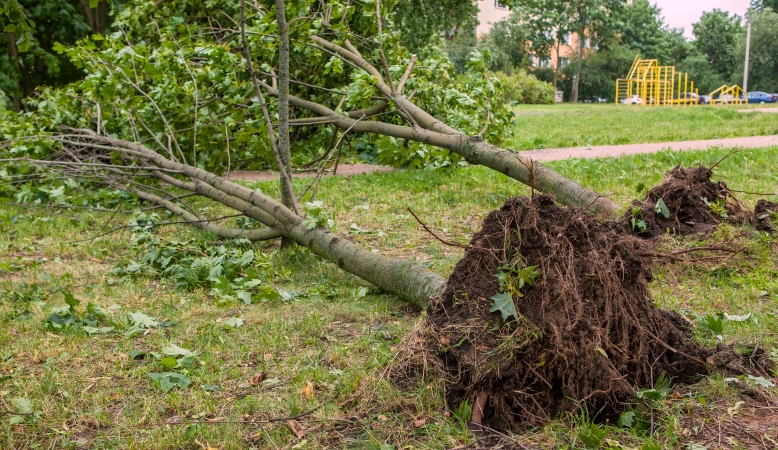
[1,146,777,449]
[510,103,778,150]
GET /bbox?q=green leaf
[63,292,80,309]
[202,384,220,392]
[86,302,108,319]
[489,291,519,321]
[161,344,195,358]
[617,411,635,429]
[224,317,244,328]
[159,357,179,369]
[148,372,191,392]
[655,198,670,219]
[11,397,33,414]
[452,400,472,423]
[89,0,100,8]
[82,326,114,335]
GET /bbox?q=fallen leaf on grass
[300,380,313,399]
[250,372,266,386]
[413,418,427,428]
[286,419,305,438]
[727,401,745,418]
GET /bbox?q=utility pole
[743,10,752,94]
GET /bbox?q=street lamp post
[744,11,752,94]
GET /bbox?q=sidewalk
[517,135,778,162]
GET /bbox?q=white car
[621,95,643,105]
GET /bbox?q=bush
[496,70,555,105]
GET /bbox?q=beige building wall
[476,0,512,37]
[476,1,596,70]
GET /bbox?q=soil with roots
[628,165,754,238]
[410,191,772,432]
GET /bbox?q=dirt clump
[627,166,752,238]
[754,200,778,232]
[422,194,769,432]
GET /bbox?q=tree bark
[258,80,620,218]
[306,35,620,217]
[56,132,446,308]
[571,28,585,103]
[275,0,295,218]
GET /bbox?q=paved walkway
[227,135,778,180]
[516,135,778,162]
[739,107,778,113]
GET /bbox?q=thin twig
[156,406,321,427]
[407,207,470,250]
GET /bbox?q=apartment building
[476,0,595,70]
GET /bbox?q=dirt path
[227,135,778,181]
[739,107,778,113]
[517,134,778,162]
[227,163,392,182]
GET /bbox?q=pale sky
[652,0,751,38]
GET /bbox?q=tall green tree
[692,9,742,78]
[734,7,778,92]
[618,0,691,65]
[0,0,92,111]
[391,0,478,54]
[506,0,626,102]
[750,0,778,12]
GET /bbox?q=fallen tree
[29,128,445,308]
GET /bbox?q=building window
[559,57,569,68]
[564,33,573,45]
[494,0,509,9]
[584,37,590,48]
[529,55,537,67]
[540,57,551,68]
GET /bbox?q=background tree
[513,8,568,89]
[691,9,742,81]
[507,0,626,103]
[0,0,92,111]
[733,7,778,93]
[618,0,690,65]
[751,0,778,12]
[391,0,478,54]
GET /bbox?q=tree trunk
[275,0,295,216]
[80,0,109,34]
[571,29,585,103]
[306,35,620,217]
[56,132,446,308]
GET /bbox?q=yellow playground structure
[615,55,745,106]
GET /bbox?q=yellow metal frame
[615,55,698,107]
[708,85,746,105]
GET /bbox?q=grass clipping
[403,190,771,432]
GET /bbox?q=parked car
[673,92,701,104]
[746,91,778,104]
[699,95,711,105]
[621,95,643,105]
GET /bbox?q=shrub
[496,70,555,105]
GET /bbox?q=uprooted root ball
[627,165,752,237]
[422,195,768,432]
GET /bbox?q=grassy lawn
[510,103,778,150]
[1,146,777,449]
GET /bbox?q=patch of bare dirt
[682,390,778,450]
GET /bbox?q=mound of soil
[754,200,778,232]
[628,166,752,238]
[425,195,769,432]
